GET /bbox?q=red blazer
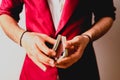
[0,0,115,80]
[22,1,84,80]
[25,0,83,39]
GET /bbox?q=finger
[28,54,47,71]
[56,52,79,68]
[66,37,80,48]
[35,34,56,56]
[56,53,76,64]
[36,40,56,57]
[44,36,56,45]
[38,34,56,44]
[65,42,75,49]
[37,53,55,67]
[35,49,55,67]
[56,64,67,69]
[55,57,72,69]
[56,57,68,64]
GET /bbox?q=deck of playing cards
[52,35,68,61]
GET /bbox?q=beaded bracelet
[20,31,28,47]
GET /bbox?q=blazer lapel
[38,0,79,37]
[39,0,55,36]
[56,0,79,35]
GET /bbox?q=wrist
[81,33,92,43]
[20,31,28,47]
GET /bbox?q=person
[0,0,116,80]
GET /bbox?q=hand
[21,32,56,71]
[55,35,90,69]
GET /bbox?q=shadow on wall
[93,0,120,80]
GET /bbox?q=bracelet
[82,34,92,42]
[20,31,28,47]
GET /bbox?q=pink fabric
[20,55,57,80]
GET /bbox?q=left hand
[55,35,90,69]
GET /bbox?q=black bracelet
[82,34,92,42]
[20,31,28,47]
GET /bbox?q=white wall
[0,2,26,79]
[0,0,120,80]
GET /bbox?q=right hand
[21,32,56,71]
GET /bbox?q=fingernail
[43,67,47,72]
[52,50,56,56]
[49,60,55,67]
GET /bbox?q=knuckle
[76,36,81,41]
[45,50,52,55]
[41,34,47,38]
[43,59,51,65]
[34,36,39,40]
[38,55,50,64]
[46,59,50,63]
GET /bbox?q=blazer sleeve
[0,0,24,22]
[92,0,116,22]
